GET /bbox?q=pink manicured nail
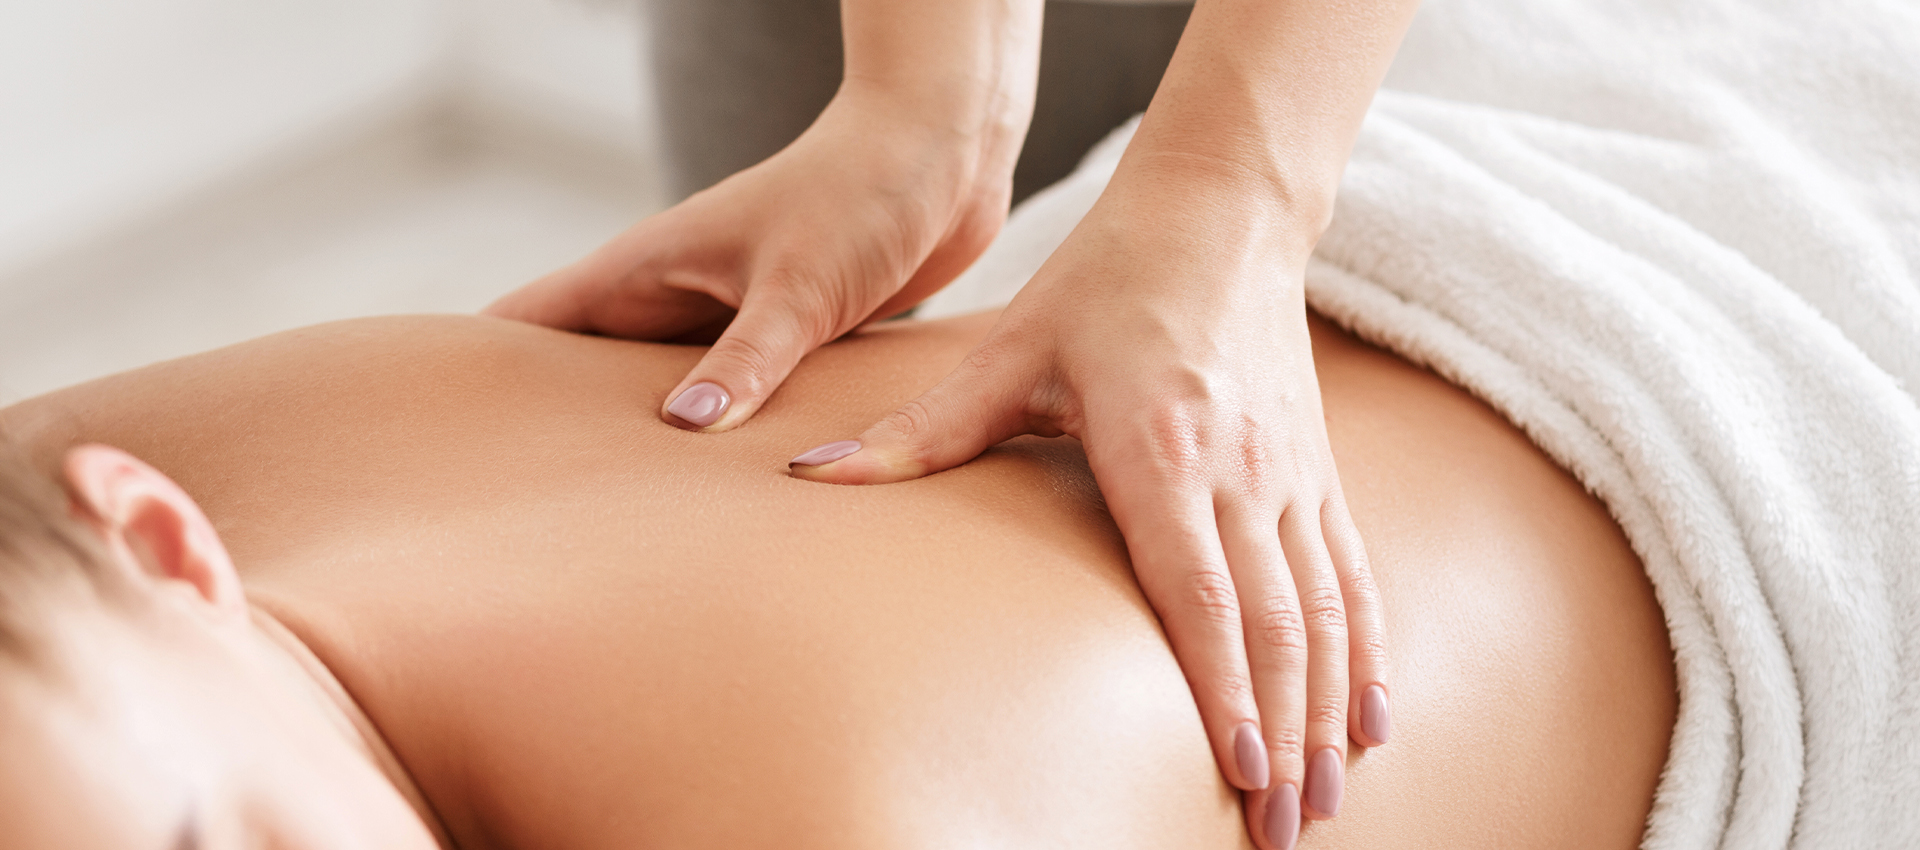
[1360,684,1392,746]
[1304,748,1344,818]
[1264,784,1300,850]
[666,382,729,428]
[1234,721,1270,790]
[790,440,861,467]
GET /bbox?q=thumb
[662,290,827,431]
[789,349,1045,484]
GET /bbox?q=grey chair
[646,0,1192,205]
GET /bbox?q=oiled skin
[0,310,1675,850]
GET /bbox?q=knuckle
[1251,603,1311,658]
[877,397,955,459]
[1308,700,1348,731]
[1128,381,1282,492]
[1351,631,1391,671]
[884,397,940,441]
[1299,585,1349,636]
[1238,432,1275,473]
[1234,436,1279,498]
[1211,671,1258,709]
[1138,407,1208,475]
[1340,561,1382,604]
[709,332,788,389]
[957,335,1018,378]
[1179,568,1244,627]
[1264,725,1307,759]
[963,342,1048,408]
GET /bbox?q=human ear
[62,444,246,620]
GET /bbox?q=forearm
[838,0,1046,185]
[1117,0,1423,259]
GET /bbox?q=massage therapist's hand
[789,160,1393,845]
[484,85,1014,430]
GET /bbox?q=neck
[248,604,455,849]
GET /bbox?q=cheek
[0,705,185,850]
[252,744,442,850]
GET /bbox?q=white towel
[920,1,1920,847]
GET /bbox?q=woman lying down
[0,308,1674,849]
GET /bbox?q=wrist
[1101,150,1331,274]
[836,0,1042,199]
[824,79,1024,203]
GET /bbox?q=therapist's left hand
[789,160,1391,846]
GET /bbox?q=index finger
[1091,446,1270,795]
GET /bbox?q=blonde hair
[0,433,116,666]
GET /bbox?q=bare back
[1,310,1675,850]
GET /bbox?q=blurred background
[0,0,663,404]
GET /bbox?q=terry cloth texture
[919,1,1920,848]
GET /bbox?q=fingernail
[1233,721,1270,790]
[666,382,729,428]
[1304,748,1344,818]
[1264,784,1300,850]
[790,440,861,467]
[1361,684,1392,746]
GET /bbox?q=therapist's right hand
[483,84,1017,432]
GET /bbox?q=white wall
[0,1,448,278]
[449,0,653,151]
[0,0,653,283]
